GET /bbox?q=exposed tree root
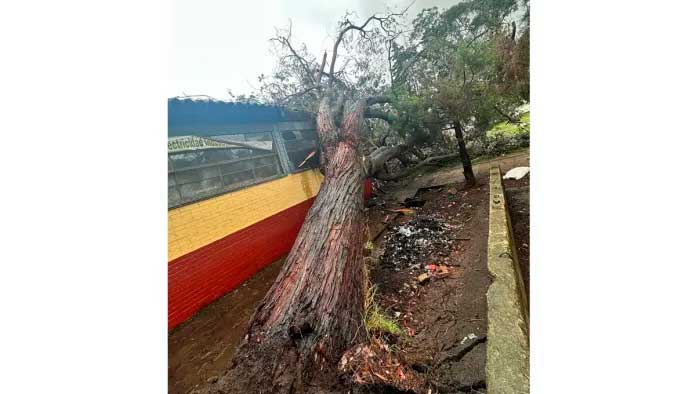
[339,340,427,393]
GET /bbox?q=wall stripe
[167,175,373,330]
[168,170,323,261]
[168,198,316,330]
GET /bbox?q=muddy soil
[503,176,530,300]
[168,258,284,394]
[367,180,491,393]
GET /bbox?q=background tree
[390,0,529,183]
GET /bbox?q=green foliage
[390,90,444,139]
[519,111,529,124]
[391,0,530,136]
[486,111,529,138]
[470,109,529,157]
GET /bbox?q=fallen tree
[212,11,433,394]
[211,2,529,392]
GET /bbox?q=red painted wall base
[168,198,315,330]
[168,178,373,331]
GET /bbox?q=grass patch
[363,285,404,337]
[366,309,404,336]
[486,111,530,138]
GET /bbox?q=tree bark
[453,120,476,186]
[213,97,369,394]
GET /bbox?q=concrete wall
[486,166,530,394]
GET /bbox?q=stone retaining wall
[486,166,530,394]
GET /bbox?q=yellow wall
[168,170,324,262]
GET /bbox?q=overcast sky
[170,0,463,100]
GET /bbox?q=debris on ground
[503,166,530,180]
[460,333,479,345]
[417,273,430,284]
[433,265,450,279]
[387,208,416,215]
[380,215,455,269]
[339,340,426,393]
[365,181,497,394]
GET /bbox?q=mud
[367,180,491,393]
[168,258,285,394]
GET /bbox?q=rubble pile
[381,215,454,268]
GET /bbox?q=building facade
[168,98,326,330]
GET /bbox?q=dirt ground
[365,179,491,393]
[168,258,285,394]
[168,152,529,394]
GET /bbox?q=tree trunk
[453,120,476,186]
[213,97,368,394]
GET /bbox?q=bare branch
[315,51,327,84]
[492,104,518,123]
[364,109,397,123]
[366,96,392,106]
[328,4,412,87]
[278,85,320,103]
[321,71,351,91]
[271,23,317,83]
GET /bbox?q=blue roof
[168,98,313,137]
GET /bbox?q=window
[283,129,320,171]
[168,133,283,208]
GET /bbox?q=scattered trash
[381,215,454,268]
[460,333,478,345]
[503,166,530,180]
[417,273,430,284]
[397,226,415,237]
[426,264,438,271]
[206,376,219,383]
[433,265,450,279]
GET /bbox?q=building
[167,98,326,330]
